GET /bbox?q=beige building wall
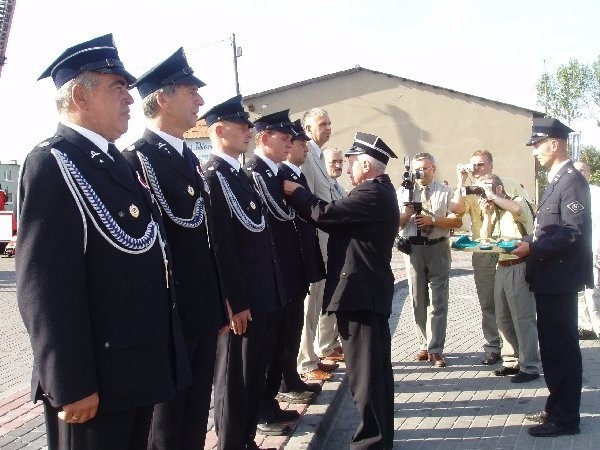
[244,68,538,199]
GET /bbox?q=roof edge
[243,66,543,116]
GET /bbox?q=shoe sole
[275,395,312,404]
[257,427,290,436]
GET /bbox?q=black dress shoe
[256,421,291,436]
[528,421,580,437]
[276,390,313,404]
[480,352,501,365]
[301,382,322,393]
[273,407,300,421]
[493,365,520,376]
[525,411,549,423]
[511,371,540,383]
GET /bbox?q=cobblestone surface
[2,250,600,449]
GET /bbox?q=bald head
[574,161,591,181]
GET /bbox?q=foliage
[580,145,600,185]
[536,59,590,124]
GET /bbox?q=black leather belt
[408,237,447,246]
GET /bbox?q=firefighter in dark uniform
[122,48,227,450]
[243,111,325,434]
[283,132,400,450]
[513,117,594,437]
[277,120,326,398]
[16,34,190,450]
[200,96,285,450]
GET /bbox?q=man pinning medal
[283,132,400,449]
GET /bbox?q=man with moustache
[16,34,190,450]
[323,147,346,198]
[201,96,285,450]
[284,132,400,449]
[298,108,343,382]
[122,48,227,450]
[513,117,593,437]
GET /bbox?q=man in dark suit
[284,132,400,450]
[16,34,190,450]
[514,117,594,437]
[277,120,326,399]
[200,96,285,450]
[244,112,325,434]
[122,48,227,450]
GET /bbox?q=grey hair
[55,71,99,113]
[358,154,386,174]
[322,147,342,160]
[413,152,436,166]
[142,84,178,118]
[301,108,329,130]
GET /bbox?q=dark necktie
[107,143,120,161]
[182,144,197,174]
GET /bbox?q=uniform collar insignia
[90,150,101,158]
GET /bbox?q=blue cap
[291,119,310,141]
[254,109,295,134]
[199,94,254,128]
[132,48,206,99]
[526,117,574,146]
[38,34,135,89]
[345,132,397,165]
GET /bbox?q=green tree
[589,56,600,126]
[580,145,600,185]
[536,59,591,124]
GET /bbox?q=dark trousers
[535,292,582,428]
[260,297,305,418]
[148,329,218,450]
[213,310,280,450]
[337,310,394,450]
[43,398,153,450]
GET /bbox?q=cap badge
[129,204,140,218]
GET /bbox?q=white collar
[307,140,322,158]
[62,121,110,156]
[547,160,570,182]
[149,126,184,155]
[255,151,279,175]
[211,150,241,171]
[282,161,302,177]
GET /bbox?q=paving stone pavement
[2,250,600,449]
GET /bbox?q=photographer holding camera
[398,152,462,368]
[455,149,503,366]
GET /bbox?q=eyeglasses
[474,163,486,167]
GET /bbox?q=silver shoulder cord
[215,171,265,232]
[252,172,295,221]
[137,152,205,228]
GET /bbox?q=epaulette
[124,139,147,153]
[36,135,64,149]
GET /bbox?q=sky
[1,0,600,164]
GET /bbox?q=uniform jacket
[203,154,285,315]
[122,129,227,334]
[278,164,325,288]
[243,156,322,302]
[526,160,594,294]
[289,174,400,316]
[16,124,191,413]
